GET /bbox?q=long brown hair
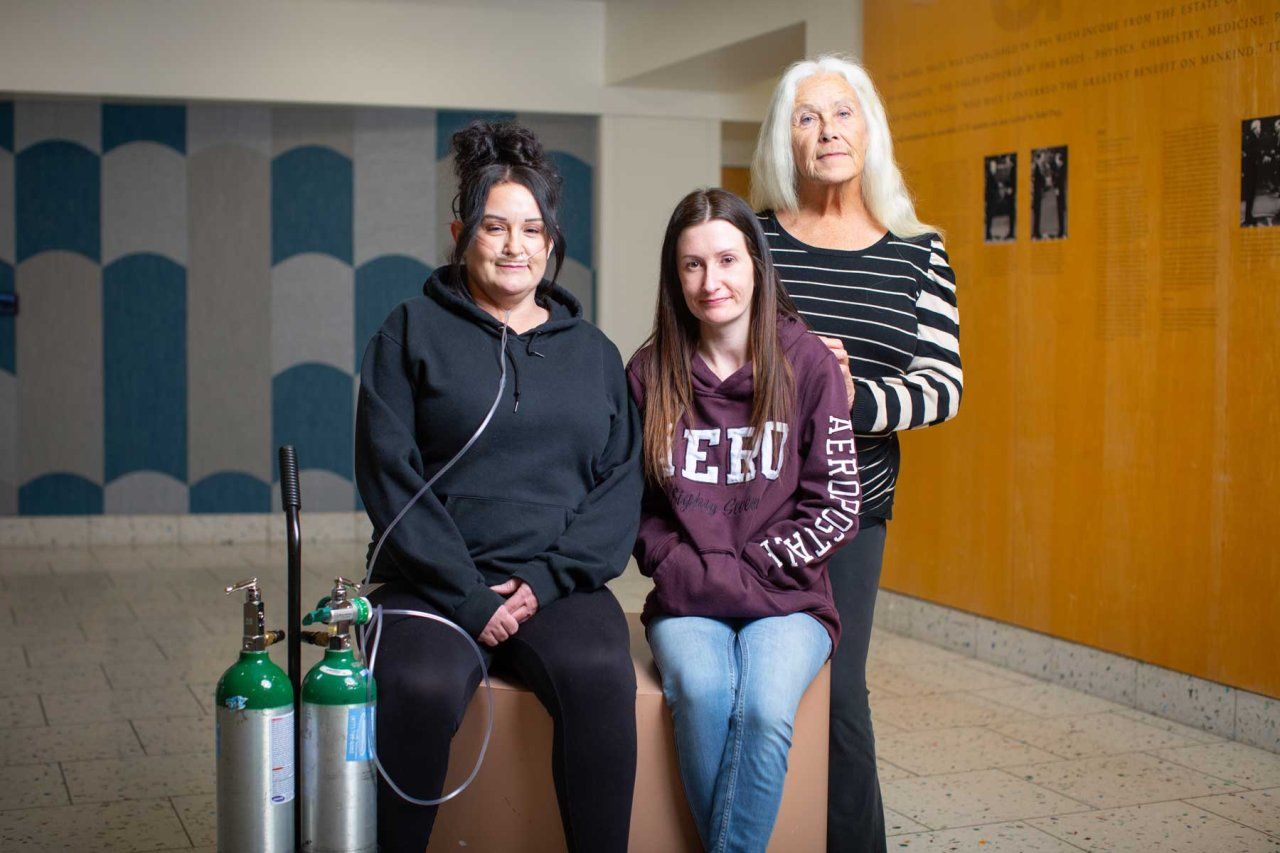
[641,188,800,484]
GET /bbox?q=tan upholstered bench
[428,613,830,852]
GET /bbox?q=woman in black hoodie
[355,121,642,852]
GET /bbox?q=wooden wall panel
[864,0,1280,697]
[721,166,751,201]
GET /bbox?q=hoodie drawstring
[502,343,522,413]
[496,330,548,414]
[504,332,545,413]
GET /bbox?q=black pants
[826,517,888,853]
[367,582,638,853]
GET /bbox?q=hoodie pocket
[444,494,573,568]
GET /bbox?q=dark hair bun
[452,120,551,181]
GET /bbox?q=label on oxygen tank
[345,705,375,761]
[270,710,295,804]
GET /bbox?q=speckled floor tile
[981,683,1125,718]
[24,637,165,668]
[0,548,55,573]
[188,681,218,715]
[884,807,929,836]
[993,711,1198,760]
[13,550,96,575]
[1108,707,1225,744]
[0,693,45,728]
[883,768,1091,829]
[171,793,214,847]
[958,658,1043,686]
[975,621,1057,681]
[133,717,212,756]
[0,798,190,851]
[867,663,952,697]
[171,543,253,568]
[0,721,143,766]
[872,660,1023,697]
[11,608,88,633]
[878,756,915,781]
[103,657,228,689]
[870,634,968,667]
[888,821,1085,850]
[871,717,905,737]
[23,572,113,593]
[79,548,155,573]
[1186,787,1280,837]
[0,662,109,696]
[1010,752,1245,809]
[1029,800,1280,852]
[64,751,214,802]
[121,598,211,623]
[86,614,215,639]
[42,686,203,725]
[161,635,247,665]
[872,692,1030,732]
[1152,741,1280,789]
[2,581,73,605]
[0,763,69,810]
[879,727,1061,775]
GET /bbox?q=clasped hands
[478,577,539,647]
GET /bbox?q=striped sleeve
[850,236,963,435]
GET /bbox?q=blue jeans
[649,613,832,853]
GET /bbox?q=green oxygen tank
[216,579,293,853]
[300,577,376,853]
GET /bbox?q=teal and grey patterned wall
[0,100,597,516]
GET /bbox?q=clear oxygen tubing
[361,605,495,806]
[355,313,513,807]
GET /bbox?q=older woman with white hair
[751,54,963,853]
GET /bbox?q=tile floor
[0,540,1276,852]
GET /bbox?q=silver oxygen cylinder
[215,579,294,853]
[301,579,377,852]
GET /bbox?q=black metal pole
[278,445,303,850]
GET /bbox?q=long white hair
[750,54,936,238]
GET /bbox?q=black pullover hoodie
[355,266,643,637]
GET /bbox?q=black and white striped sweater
[759,211,963,519]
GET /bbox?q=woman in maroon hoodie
[628,188,860,852]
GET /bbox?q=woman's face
[677,219,755,335]
[790,73,868,190]
[456,181,551,305]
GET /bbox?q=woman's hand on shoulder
[817,336,855,407]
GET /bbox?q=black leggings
[827,517,888,853]
[367,582,638,853]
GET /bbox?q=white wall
[605,0,862,85]
[597,116,721,359]
[0,0,765,121]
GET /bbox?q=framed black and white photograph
[1241,115,1280,227]
[1031,145,1067,240]
[984,152,1016,242]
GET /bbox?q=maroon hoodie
[627,315,861,649]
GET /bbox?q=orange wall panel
[864,0,1280,697]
